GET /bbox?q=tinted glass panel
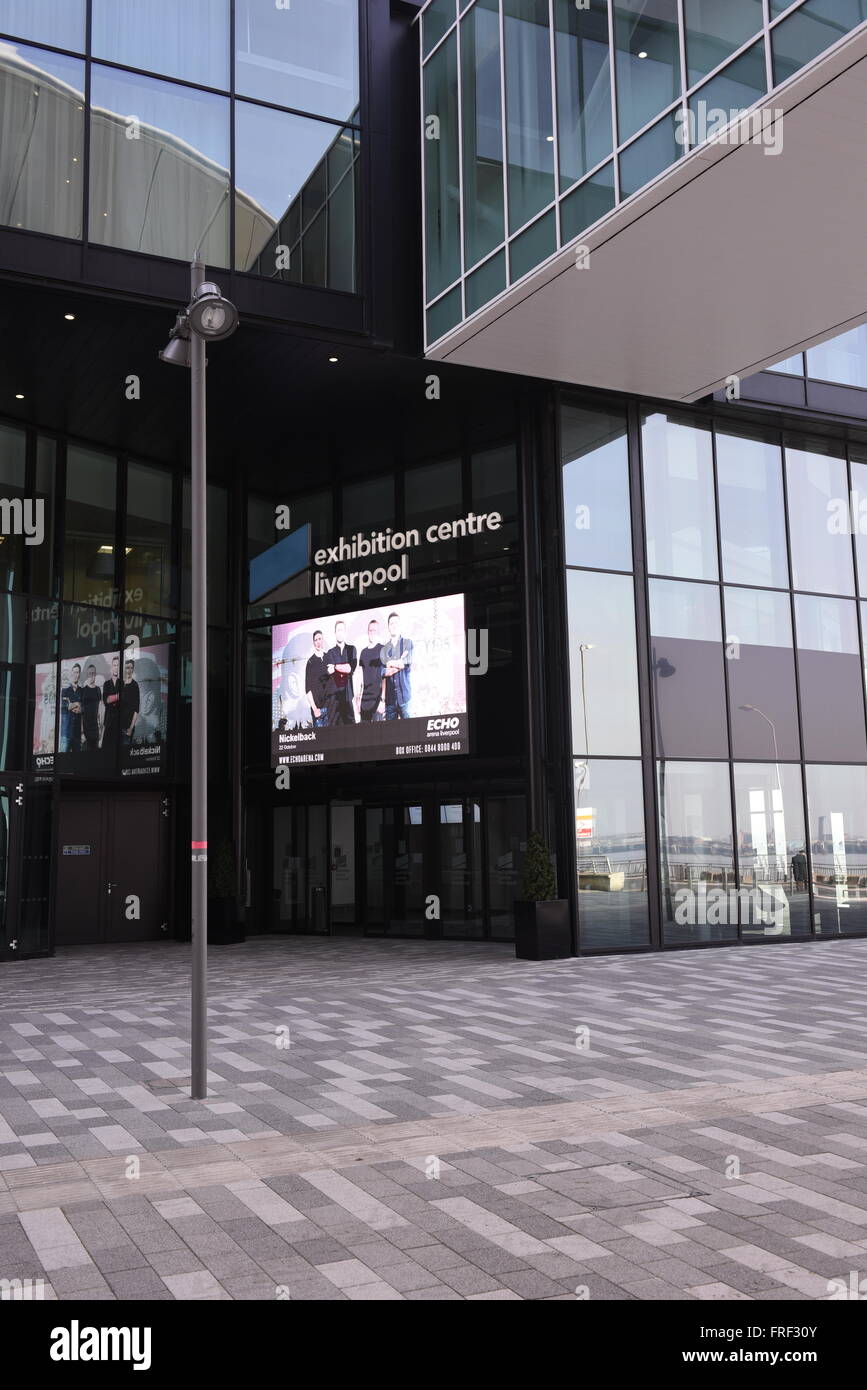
[554,0,612,192]
[89,67,229,266]
[614,0,680,144]
[341,476,395,533]
[807,325,867,388]
[235,0,359,121]
[785,443,853,596]
[773,0,867,84]
[461,0,504,270]
[643,412,717,580]
[853,457,867,596]
[236,106,358,289]
[725,586,800,760]
[0,424,26,593]
[509,208,555,279]
[733,763,810,939]
[619,109,682,197]
[423,0,457,57]
[0,43,84,238]
[64,448,118,605]
[650,578,728,758]
[92,0,229,88]
[686,42,767,142]
[567,570,641,756]
[795,594,867,761]
[716,428,788,588]
[559,162,616,239]
[125,464,173,616]
[504,0,555,232]
[659,760,736,944]
[31,437,57,601]
[575,758,650,949]
[684,0,764,85]
[406,458,462,569]
[472,444,518,554]
[0,1,86,50]
[806,763,867,937]
[562,405,632,571]
[424,32,461,299]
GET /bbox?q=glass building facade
[1,0,867,964]
[562,394,867,951]
[0,0,360,287]
[419,0,867,345]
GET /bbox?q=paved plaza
[1,936,867,1301]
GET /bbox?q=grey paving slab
[1,937,866,1300]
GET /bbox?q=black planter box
[208,898,246,945]
[514,900,572,961]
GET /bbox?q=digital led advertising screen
[271,594,469,768]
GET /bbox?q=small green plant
[209,838,236,900]
[519,831,557,902]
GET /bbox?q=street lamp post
[160,256,238,1100]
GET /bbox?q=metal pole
[190,255,208,1099]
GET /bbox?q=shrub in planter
[514,832,571,961]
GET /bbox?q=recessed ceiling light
[15,393,24,400]
[328,356,338,363]
[64,313,75,320]
[638,50,648,59]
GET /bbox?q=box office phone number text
[397,741,464,755]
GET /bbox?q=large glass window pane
[659,760,736,944]
[504,0,555,233]
[92,0,229,89]
[424,32,461,300]
[424,0,457,58]
[785,442,854,596]
[235,0,358,120]
[619,108,682,196]
[686,42,768,147]
[472,443,518,554]
[772,0,867,85]
[125,463,173,616]
[235,106,358,290]
[649,578,728,758]
[643,412,717,580]
[554,0,612,193]
[462,0,504,270]
[853,457,867,595]
[89,67,229,266]
[63,447,118,605]
[567,570,641,756]
[0,1,85,50]
[795,594,867,760]
[559,161,616,239]
[440,801,484,938]
[0,593,26,770]
[725,587,800,760]
[684,0,764,86]
[806,763,867,937]
[733,763,810,939]
[807,325,867,388]
[0,43,84,238]
[0,423,26,593]
[341,475,395,534]
[716,427,788,588]
[486,795,525,938]
[562,404,632,571]
[30,437,57,600]
[768,352,805,376]
[614,0,680,145]
[575,758,650,949]
[406,458,462,569]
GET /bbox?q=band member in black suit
[324,619,357,726]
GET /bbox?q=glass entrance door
[439,800,484,937]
